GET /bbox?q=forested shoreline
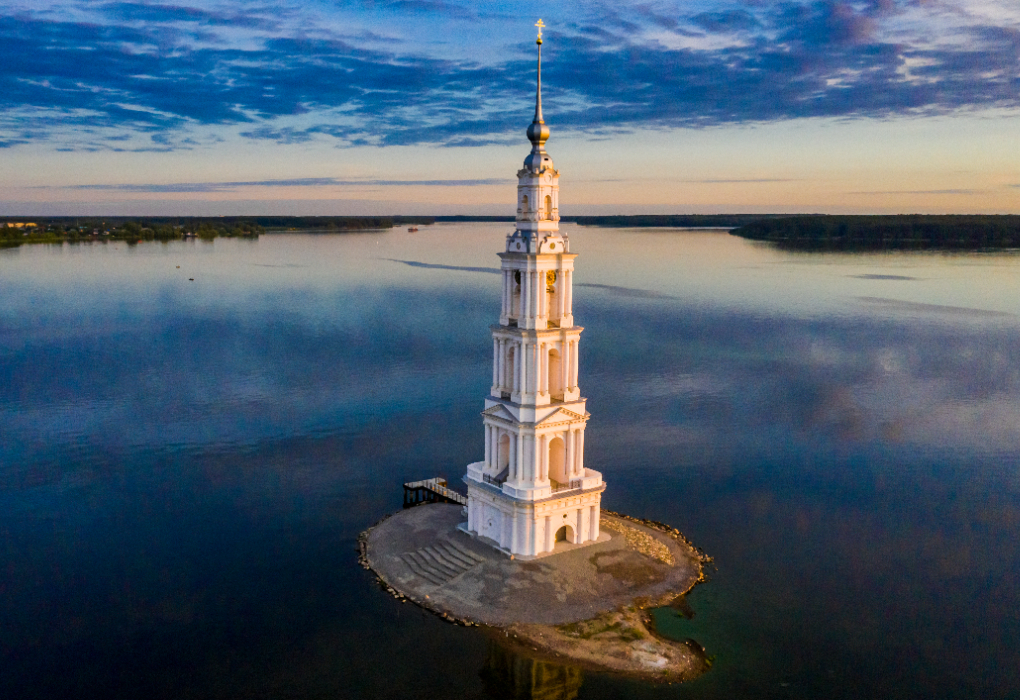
[0,216,439,247]
[5,214,1020,251]
[729,215,1020,250]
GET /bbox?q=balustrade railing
[551,479,583,493]
[482,473,507,487]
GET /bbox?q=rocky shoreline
[358,504,713,682]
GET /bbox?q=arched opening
[497,433,510,474]
[548,349,563,400]
[521,194,530,213]
[544,270,556,322]
[506,345,516,393]
[548,436,567,485]
[544,195,553,220]
[555,524,574,544]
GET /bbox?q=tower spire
[534,19,545,124]
[526,19,550,157]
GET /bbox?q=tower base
[463,478,605,559]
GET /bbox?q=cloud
[2,0,1019,151]
[59,177,510,193]
[850,189,987,195]
[693,179,797,184]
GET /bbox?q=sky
[1,0,1019,215]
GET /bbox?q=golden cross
[535,19,545,39]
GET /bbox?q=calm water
[2,224,1019,699]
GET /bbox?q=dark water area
[2,224,1019,699]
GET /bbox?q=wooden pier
[403,478,468,509]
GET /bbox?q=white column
[562,338,570,392]
[557,275,565,319]
[570,340,579,388]
[503,270,510,317]
[538,344,546,397]
[533,271,541,319]
[538,432,546,481]
[544,514,552,553]
[521,269,529,323]
[511,432,519,481]
[498,339,505,389]
[589,505,598,540]
[565,428,574,477]
[492,338,499,386]
[484,424,491,467]
[520,340,528,398]
[509,509,517,552]
[534,340,542,397]
[516,341,523,394]
[565,270,573,318]
[577,426,585,475]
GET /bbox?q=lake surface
[2,223,1019,699]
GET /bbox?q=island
[359,503,712,683]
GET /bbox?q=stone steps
[401,539,484,586]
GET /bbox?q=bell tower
[462,22,606,559]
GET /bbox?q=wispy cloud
[57,177,509,193]
[693,179,797,184]
[850,189,987,195]
[2,0,1019,151]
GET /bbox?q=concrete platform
[363,503,701,626]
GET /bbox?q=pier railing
[403,478,468,508]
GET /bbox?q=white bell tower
[462,22,606,559]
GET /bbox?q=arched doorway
[548,436,567,485]
[548,349,562,399]
[544,194,553,220]
[555,524,574,544]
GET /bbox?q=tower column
[520,339,528,398]
[484,424,491,467]
[533,271,541,320]
[577,426,585,475]
[513,432,522,481]
[570,340,579,389]
[539,342,547,395]
[535,434,544,482]
[565,270,573,318]
[565,428,574,478]
[497,339,505,389]
[557,276,565,319]
[523,271,530,324]
[492,338,499,387]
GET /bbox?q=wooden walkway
[403,477,468,509]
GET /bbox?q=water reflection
[480,638,583,700]
[2,226,1020,699]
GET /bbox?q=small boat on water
[408,226,419,232]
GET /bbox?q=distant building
[462,26,605,559]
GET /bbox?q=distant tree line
[730,215,1020,250]
[0,217,265,247]
[253,216,435,230]
[570,214,790,228]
